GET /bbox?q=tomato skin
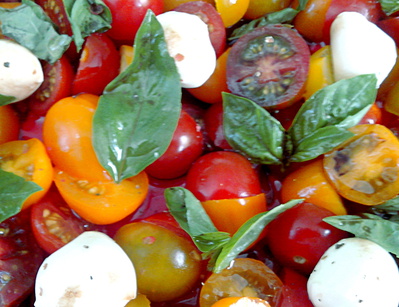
[266,202,348,276]
[203,102,233,150]
[358,102,382,125]
[378,16,399,47]
[102,0,164,44]
[0,105,20,145]
[145,110,204,180]
[185,151,262,201]
[72,33,120,96]
[277,267,313,307]
[27,55,74,116]
[19,113,45,141]
[245,0,291,20]
[0,210,44,307]
[215,0,250,28]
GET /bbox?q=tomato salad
[1,0,399,306]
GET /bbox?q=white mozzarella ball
[0,39,44,102]
[308,237,399,307]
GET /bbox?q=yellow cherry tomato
[244,0,291,20]
[211,296,271,307]
[215,0,250,28]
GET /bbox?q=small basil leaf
[93,10,181,183]
[165,187,219,236]
[193,232,231,254]
[0,169,42,223]
[378,0,399,15]
[374,196,399,212]
[289,126,354,163]
[63,0,112,51]
[213,199,303,273]
[223,92,286,165]
[0,94,16,106]
[324,213,399,257]
[288,74,377,147]
[0,0,72,64]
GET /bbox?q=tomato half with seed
[28,55,74,116]
[199,258,283,307]
[227,24,310,110]
[30,188,85,254]
[323,124,399,206]
[72,33,120,96]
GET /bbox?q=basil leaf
[0,0,72,64]
[378,0,399,15]
[289,126,354,162]
[213,199,303,273]
[0,169,42,223]
[93,10,181,183]
[223,92,286,165]
[63,0,112,51]
[0,94,16,106]
[374,196,399,212]
[165,187,219,236]
[324,213,399,257]
[288,74,377,148]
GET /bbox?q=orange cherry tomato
[43,93,111,181]
[281,159,347,215]
[215,0,250,28]
[211,296,271,307]
[0,138,53,209]
[0,105,20,145]
[324,124,399,206]
[53,168,149,225]
[125,294,151,307]
[187,48,230,104]
[201,193,267,235]
[378,48,399,102]
[199,258,283,307]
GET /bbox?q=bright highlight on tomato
[211,296,271,307]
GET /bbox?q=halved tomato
[226,24,310,110]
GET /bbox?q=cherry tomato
[201,193,267,235]
[265,202,348,276]
[358,102,382,125]
[277,267,313,307]
[35,0,72,36]
[227,24,310,110]
[174,1,226,57]
[244,0,291,20]
[145,110,204,179]
[271,100,303,130]
[187,48,230,104]
[19,112,45,141]
[114,217,203,302]
[280,158,347,215]
[384,79,399,116]
[72,33,120,96]
[323,124,399,206]
[378,48,399,102]
[53,168,149,225]
[102,0,164,44]
[0,138,53,209]
[378,15,399,47]
[164,0,213,11]
[199,258,283,307]
[215,0,249,28]
[185,151,262,201]
[43,94,111,181]
[211,297,271,307]
[203,102,233,150]
[27,55,74,116]
[0,105,19,145]
[293,0,383,43]
[0,210,44,307]
[30,188,85,254]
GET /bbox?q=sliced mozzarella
[330,11,397,87]
[0,39,43,102]
[308,237,399,307]
[34,231,136,307]
[156,11,216,88]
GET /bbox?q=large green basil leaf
[0,169,42,223]
[378,0,399,15]
[213,199,303,273]
[93,10,181,183]
[0,94,16,106]
[0,0,72,64]
[288,74,377,148]
[223,92,286,165]
[324,214,399,257]
[63,0,112,51]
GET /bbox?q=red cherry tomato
[227,24,310,110]
[278,267,313,307]
[203,102,232,150]
[72,33,120,96]
[266,202,348,276]
[185,151,262,201]
[0,210,44,306]
[358,102,382,125]
[0,104,20,145]
[102,0,164,44]
[30,188,85,254]
[19,112,45,141]
[27,55,74,116]
[173,1,226,57]
[378,16,399,46]
[145,110,204,179]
